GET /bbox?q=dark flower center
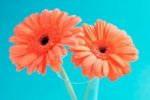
[40,36,49,45]
[99,47,107,53]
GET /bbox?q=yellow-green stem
[60,66,77,100]
[84,78,100,100]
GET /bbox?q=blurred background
[0,0,149,100]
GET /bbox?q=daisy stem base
[84,78,100,100]
[60,66,77,100]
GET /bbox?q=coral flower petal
[37,56,47,74]
[28,55,44,74]
[102,60,109,76]
[70,45,90,51]
[109,54,127,68]
[93,59,103,78]
[95,20,106,40]
[83,24,96,41]
[19,53,37,67]
[81,55,97,76]
[74,51,93,59]
[52,45,63,57]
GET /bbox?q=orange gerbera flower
[70,20,138,81]
[10,9,81,74]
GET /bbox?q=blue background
[0,0,149,100]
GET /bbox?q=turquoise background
[0,0,149,100]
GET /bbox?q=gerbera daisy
[70,20,138,81]
[9,9,81,74]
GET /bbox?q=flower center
[99,47,107,53]
[40,36,49,46]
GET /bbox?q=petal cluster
[10,9,81,74]
[70,20,138,80]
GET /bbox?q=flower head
[70,20,138,81]
[10,9,81,74]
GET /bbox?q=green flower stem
[84,78,100,100]
[93,78,99,100]
[60,66,77,100]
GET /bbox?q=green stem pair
[59,66,100,100]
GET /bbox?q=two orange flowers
[10,9,138,81]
